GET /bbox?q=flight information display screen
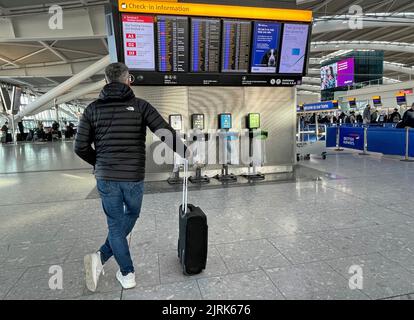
[221,20,252,73]
[117,9,311,86]
[279,24,310,74]
[157,15,189,72]
[191,18,221,72]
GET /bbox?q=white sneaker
[84,252,105,292]
[116,270,136,289]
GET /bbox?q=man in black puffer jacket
[74,62,187,292]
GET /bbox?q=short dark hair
[105,62,129,83]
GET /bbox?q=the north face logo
[126,107,134,111]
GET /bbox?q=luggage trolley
[296,110,328,161]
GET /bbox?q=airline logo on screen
[118,1,312,22]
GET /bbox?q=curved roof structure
[0,0,413,105]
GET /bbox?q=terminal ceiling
[0,0,413,101]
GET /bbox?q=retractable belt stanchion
[188,114,210,184]
[167,114,185,185]
[242,113,267,181]
[334,126,344,151]
[401,127,414,162]
[359,127,369,156]
[215,113,238,183]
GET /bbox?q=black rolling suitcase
[178,159,208,275]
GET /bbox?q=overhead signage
[301,101,339,112]
[118,1,313,22]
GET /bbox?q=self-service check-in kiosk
[188,114,210,184]
[242,113,268,181]
[215,113,239,182]
[167,114,185,185]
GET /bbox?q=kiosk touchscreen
[189,113,209,184]
[191,114,205,130]
[167,114,185,185]
[215,113,239,182]
[218,113,232,130]
[169,114,183,131]
[243,113,268,181]
[247,113,260,130]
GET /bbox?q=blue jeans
[96,179,144,276]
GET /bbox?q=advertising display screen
[191,18,221,72]
[157,16,189,72]
[122,14,155,70]
[279,24,309,74]
[321,58,355,90]
[250,22,281,73]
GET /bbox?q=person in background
[68,122,75,138]
[52,121,59,132]
[1,121,8,144]
[18,121,24,136]
[363,105,371,124]
[400,103,414,128]
[349,111,356,124]
[344,112,351,124]
[371,108,379,124]
[338,112,346,124]
[399,104,408,117]
[356,113,363,124]
[389,108,402,123]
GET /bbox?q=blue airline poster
[250,22,281,73]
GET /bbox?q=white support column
[15,55,110,120]
[33,80,105,115]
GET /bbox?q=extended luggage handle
[181,158,189,217]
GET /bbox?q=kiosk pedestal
[242,113,268,181]
[167,114,185,185]
[188,114,209,184]
[188,131,210,184]
[215,113,239,183]
[242,130,268,181]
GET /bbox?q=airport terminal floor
[1,141,414,300]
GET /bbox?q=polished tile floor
[1,142,414,300]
